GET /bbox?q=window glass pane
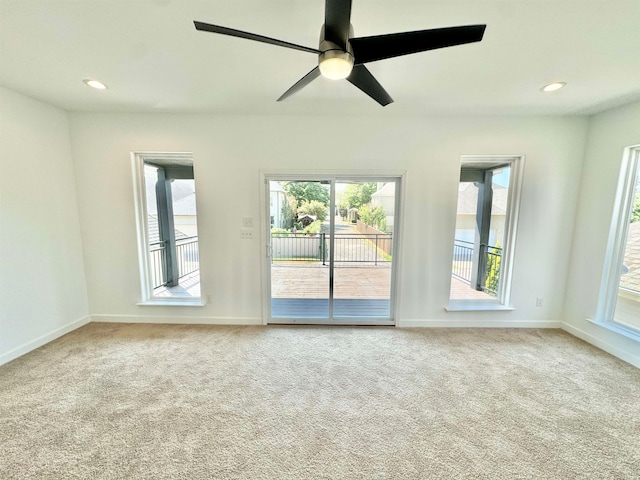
[140,159,200,300]
[144,164,165,290]
[450,161,516,304]
[615,167,640,330]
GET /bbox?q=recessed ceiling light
[541,82,566,92]
[83,79,108,90]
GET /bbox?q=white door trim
[260,170,405,326]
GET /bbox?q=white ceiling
[1,0,639,116]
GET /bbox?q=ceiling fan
[194,0,486,106]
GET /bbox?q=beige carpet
[1,324,639,479]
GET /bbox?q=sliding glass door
[266,176,399,325]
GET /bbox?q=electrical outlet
[240,229,253,239]
[536,297,543,307]
[242,217,253,227]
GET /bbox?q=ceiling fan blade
[194,21,320,55]
[324,0,353,48]
[347,65,393,106]
[350,25,487,64]
[277,67,321,102]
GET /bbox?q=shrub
[303,220,322,235]
[484,243,502,295]
[297,200,328,222]
[358,203,386,230]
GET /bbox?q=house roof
[1,1,639,115]
[456,183,508,215]
[145,177,196,216]
[620,221,640,294]
[147,215,190,244]
[172,193,197,216]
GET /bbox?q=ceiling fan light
[541,82,566,92]
[318,52,354,80]
[83,79,108,90]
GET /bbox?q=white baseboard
[91,314,263,325]
[561,322,640,369]
[0,315,91,366]
[397,319,561,328]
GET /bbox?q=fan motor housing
[318,24,355,79]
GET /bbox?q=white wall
[69,113,587,327]
[0,87,89,364]
[563,100,640,367]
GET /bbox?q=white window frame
[592,145,640,339]
[131,151,203,306]
[447,155,524,311]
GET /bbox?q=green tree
[339,183,377,210]
[358,203,386,230]
[632,193,640,223]
[280,194,298,229]
[297,200,328,222]
[283,182,329,207]
[484,243,502,296]
[303,220,322,234]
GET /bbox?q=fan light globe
[83,79,108,90]
[319,56,354,80]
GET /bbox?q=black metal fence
[271,232,392,265]
[176,237,199,278]
[483,246,502,296]
[334,234,392,264]
[149,241,167,289]
[451,239,502,296]
[452,239,474,282]
[149,236,199,289]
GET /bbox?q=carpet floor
[1,323,639,479]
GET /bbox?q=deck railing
[176,236,199,278]
[149,241,167,289]
[452,239,474,282]
[452,239,502,295]
[271,232,392,265]
[149,236,199,289]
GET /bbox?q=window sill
[137,299,205,307]
[586,317,640,342]
[445,303,515,312]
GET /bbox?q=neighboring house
[146,176,198,238]
[146,214,189,244]
[171,192,198,238]
[270,181,286,228]
[297,214,316,227]
[371,182,395,232]
[455,182,507,246]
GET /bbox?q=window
[595,145,640,336]
[131,152,202,305]
[448,156,524,310]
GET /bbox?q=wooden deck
[271,262,492,301]
[153,271,201,298]
[270,262,493,319]
[270,262,391,299]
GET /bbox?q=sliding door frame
[260,170,405,326]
